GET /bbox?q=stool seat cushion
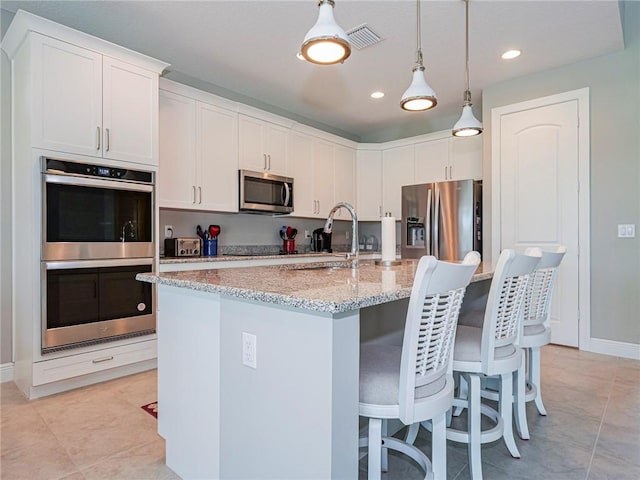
[360,344,446,407]
[453,325,516,363]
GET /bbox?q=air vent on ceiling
[346,24,384,50]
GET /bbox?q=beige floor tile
[0,434,79,480]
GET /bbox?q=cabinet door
[382,145,414,218]
[357,150,383,221]
[450,135,483,180]
[31,33,102,157]
[265,123,289,175]
[313,140,335,217]
[238,115,267,171]
[414,138,449,183]
[103,56,158,165]
[288,131,315,217]
[197,102,239,212]
[158,90,197,208]
[333,144,356,218]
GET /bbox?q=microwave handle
[282,182,291,207]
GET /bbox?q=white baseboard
[1,362,14,383]
[584,338,640,360]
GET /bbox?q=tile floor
[1,345,639,480]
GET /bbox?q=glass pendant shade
[452,103,482,137]
[400,66,437,111]
[301,1,351,65]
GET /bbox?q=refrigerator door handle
[426,188,432,256]
[433,188,440,259]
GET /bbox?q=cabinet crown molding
[2,9,169,74]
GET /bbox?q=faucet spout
[324,202,359,267]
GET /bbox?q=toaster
[164,237,201,257]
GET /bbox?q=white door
[496,98,583,347]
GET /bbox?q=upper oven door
[239,170,293,214]
[43,173,154,260]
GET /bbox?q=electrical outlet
[164,225,174,238]
[305,230,310,239]
[618,224,636,238]
[242,332,257,369]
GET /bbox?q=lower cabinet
[33,338,157,386]
[158,85,238,212]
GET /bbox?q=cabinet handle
[379,205,382,217]
[268,154,271,170]
[449,166,453,179]
[105,128,110,152]
[192,186,196,204]
[444,166,448,179]
[198,186,202,204]
[96,126,101,150]
[92,356,114,364]
[263,153,267,170]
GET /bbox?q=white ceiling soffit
[0,1,625,142]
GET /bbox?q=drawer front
[33,339,157,385]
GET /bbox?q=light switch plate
[617,224,636,238]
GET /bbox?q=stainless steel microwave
[239,170,294,214]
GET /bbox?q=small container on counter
[203,238,218,256]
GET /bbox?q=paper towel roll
[381,213,396,262]
[381,269,396,292]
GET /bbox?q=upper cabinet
[238,113,290,175]
[382,145,415,218]
[357,149,383,221]
[3,11,168,167]
[158,81,239,212]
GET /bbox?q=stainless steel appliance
[164,238,201,257]
[239,169,293,214]
[401,180,482,262]
[42,158,154,260]
[41,157,155,352]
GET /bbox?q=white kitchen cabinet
[357,149,383,221]
[239,114,288,175]
[333,144,356,217]
[158,87,238,212]
[288,130,315,217]
[312,139,335,217]
[414,138,450,183]
[382,145,414,218]
[450,134,483,180]
[31,33,160,166]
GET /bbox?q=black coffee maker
[311,228,332,253]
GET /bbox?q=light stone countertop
[138,259,492,314]
[159,251,346,264]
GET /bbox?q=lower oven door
[42,258,155,352]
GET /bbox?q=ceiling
[0,1,625,142]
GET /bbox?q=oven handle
[44,258,154,270]
[43,174,153,193]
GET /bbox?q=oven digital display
[97,167,111,176]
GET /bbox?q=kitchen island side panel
[219,297,359,479]
[157,284,221,479]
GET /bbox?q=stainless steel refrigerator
[401,180,482,261]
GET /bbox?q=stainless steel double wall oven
[41,158,156,352]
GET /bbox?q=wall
[481,1,640,345]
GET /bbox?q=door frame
[490,88,590,350]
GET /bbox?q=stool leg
[500,372,521,458]
[432,412,447,480]
[514,355,530,440]
[368,418,382,480]
[530,347,547,415]
[467,374,483,480]
[454,374,468,417]
[381,419,388,473]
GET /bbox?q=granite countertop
[159,251,347,264]
[138,259,492,314]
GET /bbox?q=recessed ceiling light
[370,91,385,99]
[501,49,521,60]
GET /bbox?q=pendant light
[452,0,482,137]
[400,0,437,111]
[300,0,351,65]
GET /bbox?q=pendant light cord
[415,0,423,67]
[464,0,471,102]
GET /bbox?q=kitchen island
[137,259,491,479]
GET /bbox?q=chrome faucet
[323,202,359,267]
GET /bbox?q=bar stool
[513,246,566,440]
[359,252,480,480]
[445,248,541,480]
